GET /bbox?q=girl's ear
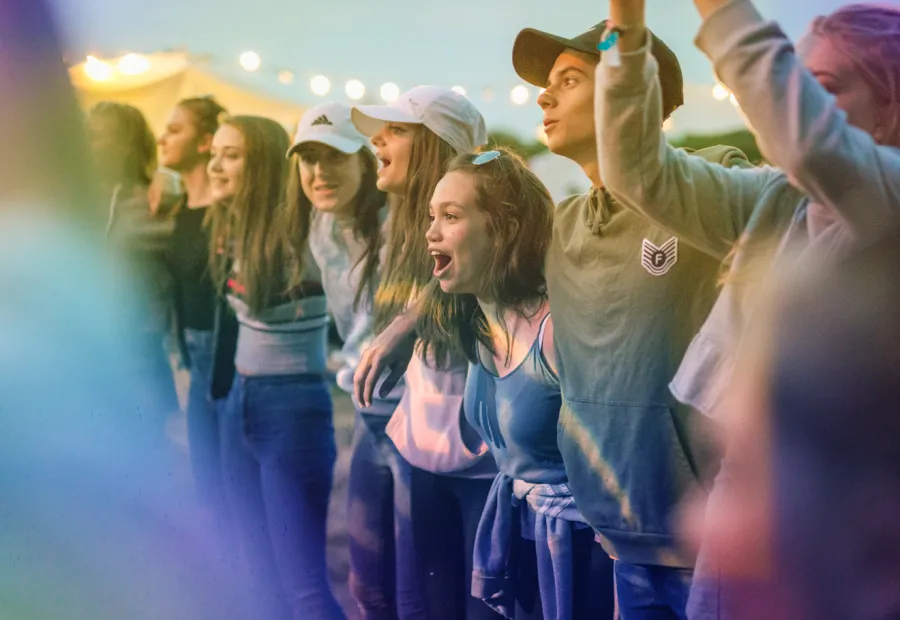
[197,132,214,155]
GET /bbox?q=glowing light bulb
[511,85,530,105]
[310,75,331,96]
[239,51,261,72]
[712,83,730,101]
[84,55,113,81]
[345,79,365,100]
[117,53,150,76]
[380,82,400,102]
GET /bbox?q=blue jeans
[220,373,344,620]
[411,470,505,620]
[513,534,616,620]
[184,329,223,508]
[347,411,427,620]
[614,561,693,620]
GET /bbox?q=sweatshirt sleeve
[335,297,375,394]
[697,0,900,240]
[596,32,784,260]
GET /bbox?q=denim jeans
[513,534,616,620]
[347,411,427,620]
[184,329,222,508]
[220,373,344,620]
[614,561,693,620]
[411,470,504,620]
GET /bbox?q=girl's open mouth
[431,251,451,276]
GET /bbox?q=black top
[165,201,216,332]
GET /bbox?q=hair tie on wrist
[597,29,620,52]
[598,24,622,67]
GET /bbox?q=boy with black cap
[510,19,748,620]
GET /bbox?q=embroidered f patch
[641,237,678,276]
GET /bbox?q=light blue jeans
[220,373,344,620]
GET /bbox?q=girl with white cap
[351,87,503,620]
[284,102,427,620]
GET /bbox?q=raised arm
[596,23,783,259]
[694,0,900,241]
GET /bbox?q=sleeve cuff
[695,0,766,64]
[599,29,655,91]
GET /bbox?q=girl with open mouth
[351,86,503,620]
[418,148,609,620]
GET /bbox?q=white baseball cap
[287,102,368,158]
[351,86,488,154]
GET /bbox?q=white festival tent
[69,51,306,134]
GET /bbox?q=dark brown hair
[207,115,292,316]
[87,101,157,187]
[374,127,457,330]
[285,147,385,309]
[417,148,554,367]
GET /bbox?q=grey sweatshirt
[547,146,750,567]
[595,0,900,420]
[308,208,404,408]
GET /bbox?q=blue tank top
[464,315,566,484]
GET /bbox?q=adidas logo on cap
[311,115,333,126]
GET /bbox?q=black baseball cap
[512,21,685,119]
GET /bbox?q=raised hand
[353,309,418,408]
[607,0,647,52]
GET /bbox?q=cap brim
[351,105,419,137]
[286,134,364,159]
[512,28,596,88]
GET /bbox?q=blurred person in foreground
[0,1,253,617]
[680,227,900,620]
[86,99,181,444]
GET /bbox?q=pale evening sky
[52,0,864,140]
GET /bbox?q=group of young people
[74,0,900,619]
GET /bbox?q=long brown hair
[374,128,458,330]
[285,147,385,309]
[417,148,554,367]
[207,115,292,316]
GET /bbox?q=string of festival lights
[80,50,743,110]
